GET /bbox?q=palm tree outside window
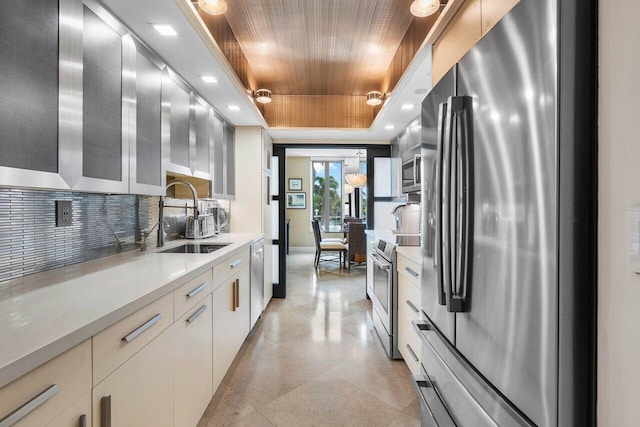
[312,161,343,231]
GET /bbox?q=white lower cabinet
[211,277,236,392]
[174,294,213,427]
[397,254,422,375]
[47,393,91,427]
[0,340,91,427]
[92,327,175,427]
[212,251,251,393]
[4,246,257,427]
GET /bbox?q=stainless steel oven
[369,238,401,359]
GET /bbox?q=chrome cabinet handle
[101,396,111,427]
[405,267,419,278]
[406,344,419,362]
[186,305,207,323]
[230,259,242,269]
[79,414,87,427]
[186,282,207,299]
[122,313,161,343]
[406,300,419,314]
[0,384,59,427]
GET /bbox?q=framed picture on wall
[288,178,302,191]
[286,192,306,209]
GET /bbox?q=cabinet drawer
[213,248,250,288]
[397,254,421,285]
[0,340,91,427]
[173,269,213,320]
[398,275,421,322]
[93,292,173,385]
[398,294,422,376]
[398,275,422,376]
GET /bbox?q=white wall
[230,127,263,233]
[598,1,640,424]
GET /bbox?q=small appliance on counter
[185,214,217,239]
[391,203,420,246]
[186,200,230,239]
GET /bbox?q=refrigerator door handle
[442,100,454,310]
[434,102,448,305]
[447,96,473,313]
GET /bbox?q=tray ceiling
[221,0,416,96]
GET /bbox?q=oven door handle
[369,252,391,270]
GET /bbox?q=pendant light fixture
[345,151,367,188]
[198,0,228,15]
[410,0,443,17]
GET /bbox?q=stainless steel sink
[160,243,230,254]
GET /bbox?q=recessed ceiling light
[385,125,395,130]
[401,104,415,110]
[228,105,240,111]
[153,24,177,37]
[414,88,428,95]
[201,75,217,84]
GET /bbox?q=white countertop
[0,233,262,388]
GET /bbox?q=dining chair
[311,219,346,270]
[345,222,366,272]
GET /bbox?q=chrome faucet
[157,180,199,247]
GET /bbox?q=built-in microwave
[401,153,421,193]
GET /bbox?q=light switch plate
[56,201,72,227]
[628,206,640,273]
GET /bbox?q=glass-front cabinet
[0,0,235,197]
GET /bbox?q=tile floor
[198,250,420,427]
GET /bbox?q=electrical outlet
[56,201,72,227]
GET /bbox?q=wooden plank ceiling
[197,0,437,128]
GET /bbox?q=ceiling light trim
[254,89,272,104]
[366,91,385,106]
[410,0,445,18]
[197,0,228,15]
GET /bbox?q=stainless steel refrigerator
[417,0,596,425]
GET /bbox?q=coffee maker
[391,203,420,246]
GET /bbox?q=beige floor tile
[402,397,422,420]
[386,414,421,427]
[261,377,401,427]
[199,252,420,425]
[197,383,272,427]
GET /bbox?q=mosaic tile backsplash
[0,188,159,285]
[0,188,230,292]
